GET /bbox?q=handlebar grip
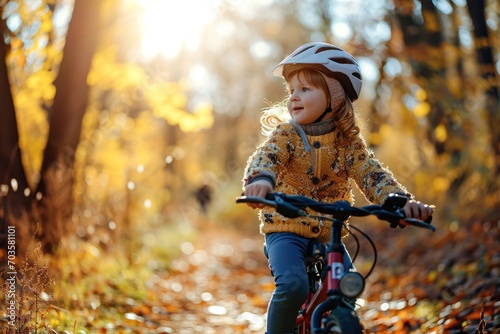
[404,217,436,231]
[375,209,435,231]
[235,194,306,218]
[236,196,277,208]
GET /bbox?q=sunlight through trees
[0,0,498,332]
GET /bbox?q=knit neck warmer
[290,119,336,161]
[298,119,336,136]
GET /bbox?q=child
[242,42,434,334]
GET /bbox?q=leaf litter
[21,217,497,333]
[134,218,498,333]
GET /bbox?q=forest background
[0,0,498,333]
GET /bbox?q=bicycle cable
[349,224,378,279]
[348,227,360,263]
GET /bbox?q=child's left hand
[400,200,434,226]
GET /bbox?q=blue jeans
[264,232,354,334]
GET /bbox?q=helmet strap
[314,106,332,123]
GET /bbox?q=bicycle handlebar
[236,192,435,232]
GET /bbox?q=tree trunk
[466,0,500,175]
[394,2,467,137]
[36,0,102,252]
[0,17,33,251]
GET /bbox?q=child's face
[286,73,330,125]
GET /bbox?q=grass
[1,232,54,333]
[1,220,195,333]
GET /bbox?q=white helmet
[273,42,363,101]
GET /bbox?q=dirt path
[142,227,272,333]
[131,222,497,334]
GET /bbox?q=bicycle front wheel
[324,307,362,334]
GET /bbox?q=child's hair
[260,99,290,136]
[261,67,360,143]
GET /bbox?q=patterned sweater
[243,121,411,242]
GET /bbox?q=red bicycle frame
[295,219,349,333]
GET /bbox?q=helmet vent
[352,72,362,80]
[329,57,355,65]
[317,46,343,54]
[294,45,315,56]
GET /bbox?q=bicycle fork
[310,245,345,333]
[310,220,364,334]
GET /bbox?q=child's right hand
[243,180,274,209]
[400,200,435,226]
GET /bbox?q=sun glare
[136,0,216,59]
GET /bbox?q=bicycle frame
[296,216,359,334]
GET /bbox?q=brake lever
[374,209,435,232]
[373,210,401,228]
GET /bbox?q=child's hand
[243,180,274,209]
[400,200,435,225]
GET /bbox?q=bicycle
[236,192,435,334]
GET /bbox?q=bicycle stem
[327,219,345,291]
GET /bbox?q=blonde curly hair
[261,67,360,143]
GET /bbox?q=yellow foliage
[414,88,427,101]
[171,92,188,109]
[13,74,52,180]
[88,47,147,91]
[146,83,187,108]
[147,83,214,132]
[87,46,213,133]
[432,176,450,193]
[40,11,53,33]
[7,44,26,70]
[413,171,428,185]
[189,103,214,130]
[75,105,174,221]
[13,69,56,179]
[413,102,431,118]
[369,124,393,147]
[379,124,391,138]
[434,124,448,143]
[27,70,55,97]
[370,132,381,146]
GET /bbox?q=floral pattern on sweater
[243,121,412,242]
